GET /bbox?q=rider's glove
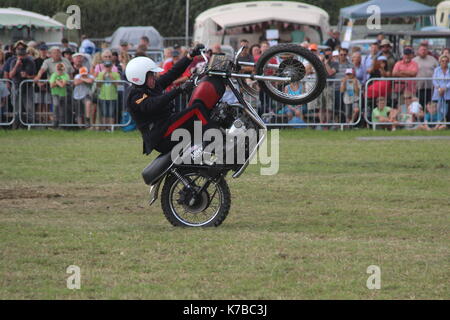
[180,80,195,94]
[189,44,205,57]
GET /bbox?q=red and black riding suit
[127,56,225,155]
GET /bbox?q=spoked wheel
[161,169,231,227]
[255,44,327,105]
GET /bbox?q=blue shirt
[432,66,450,101]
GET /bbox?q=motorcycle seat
[142,152,173,185]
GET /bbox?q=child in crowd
[96,60,120,128]
[49,63,70,127]
[73,66,95,127]
[340,68,360,125]
[417,102,447,130]
[372,96,398,130]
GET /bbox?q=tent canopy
[106,26,163,50]
[339,0,436,20]
[0,7,65,29]
[196,1,329,29]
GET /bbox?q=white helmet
[125,56,164,85]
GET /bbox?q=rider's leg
[155,100,218,154]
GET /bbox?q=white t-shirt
[73,74,95,100]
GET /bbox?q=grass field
[0,129,449,299]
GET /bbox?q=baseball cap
[38,43,48,51]
[120,40,128,46]
[103,60,113,67]
[172,50,180,57]
[377,55,388,61]
[345,68,354,74]
[72,53,84,58]
[403,47,414,55]
[79,67,88,75]
[309,43,318,51]
[332,50,339,57]
[63,48,73,55]
[173,43,181,49]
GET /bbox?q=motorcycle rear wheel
[161,169,231,227]
[255,43,327,105]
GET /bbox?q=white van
[193,1,330,49]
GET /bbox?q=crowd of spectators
[0,36,137,129]
[302,30,450,130]
[1,30,450,131]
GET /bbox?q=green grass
[0,129,449,299]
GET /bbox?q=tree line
[0,0,443,38]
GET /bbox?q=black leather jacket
[127,57,192,155]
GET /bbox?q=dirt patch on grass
[0,187,64,200]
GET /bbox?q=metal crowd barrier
[242,78,362,129]
[364,77,450,130]
[18,79,131,130]
[11,76,450,131]
[0,79,15,126]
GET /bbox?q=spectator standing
[317,48,339,127]
[49,63,70,127]
[138,36,150,51]
[161,50,191,111]
[369,56,391,79]
[413,45,438,108]
[96,60,120,127]
[35,46,74,81]
[352,52,366,85]
[324,29,341,51]
[340,68,360,124]
[432,55,450,125]
[80,35,96,56]
[393,47,419,96]
[119,40,129,55]
[334,48,353,120]
[0,49,10,120]
[61,38,70,50]
[250,44,261,62]
[112,51,123,75]
[72,53,91,75]
[119,51,131,73]
[258,41,276,115]
[73,66,95,126]
[379,39,397,73]
[93,50,119,76]
[237,39,254,74]
[363,42,380,80]
[162,47,173,68]
[6,46,36,123]
[34,44,51,123]
[376,32,385,45]
[62,48,73,64]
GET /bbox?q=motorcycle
[141,43,327,227]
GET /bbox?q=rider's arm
[130,89,181,115]
[157,56,193,90]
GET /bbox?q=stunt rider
[125,44,225,156]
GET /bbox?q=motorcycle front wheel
[161,169,231,227]
[255,43,327,105]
